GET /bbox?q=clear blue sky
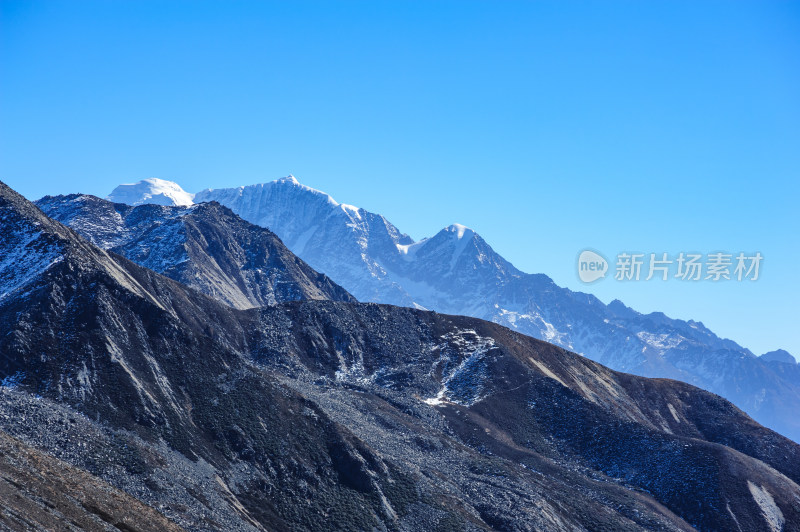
[2,1,798,359]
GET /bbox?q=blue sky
[2,1,798,359]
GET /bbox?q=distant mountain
[37,193,354,309]
[761,349,797,365]
[190,176,798,443]
[108,177,195,206]
[3,179,800,531]
[195,175,419,305]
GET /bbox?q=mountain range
[84,176,800,444]
[2,178,800,530]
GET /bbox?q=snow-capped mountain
[109,176,800,443]
[4,179,800,531]
[108,177,195,207]
[194,176,420,305]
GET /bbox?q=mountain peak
[108,178,195,207]
[761,349,797,364]
[445,223,474,240]
[276,174,300,185]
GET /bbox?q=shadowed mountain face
[3,180,800,531]
[36,193,354,309]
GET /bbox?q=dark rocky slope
[1,182,409,530]
[0,429,185,532]
[2,180,799,531]
[247,301,800,531]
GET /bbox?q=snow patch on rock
[424,330,495,407]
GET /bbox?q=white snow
[396,239,426,261]
[422,330,495,407]
[447,223,473,240]
[495,308,570,347]
[636,331,684,350]
[423,390,446,406]
[276,174,299,185]
[108,178,195,207]
[340,203,362,219]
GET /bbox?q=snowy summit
[107,178,195,207]
[445,223,474,240]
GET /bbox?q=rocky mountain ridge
[2,179,799,530]
[36,193,354,309]
[101,176,800,443]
